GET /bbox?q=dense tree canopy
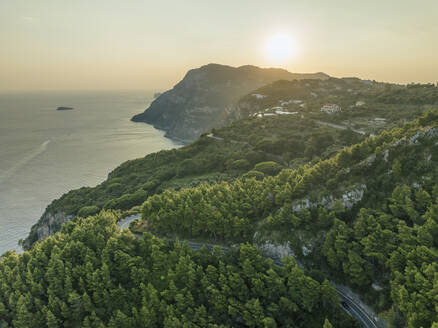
[0,212,357,327]
[137,111,438,327]
[24,112,366,249]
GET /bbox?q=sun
[265,34,297,64]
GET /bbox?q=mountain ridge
[131,63,329,142]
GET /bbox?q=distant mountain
[131,63,329,142]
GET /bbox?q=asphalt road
[117,215,379,328]
[337,289,378,328]
[117,214,140,229]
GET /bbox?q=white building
[355,100,366,107]
[321,104,341,114]
[252,94,266,99]
[275,110,298,115]
[254,111,298,117]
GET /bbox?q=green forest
[10,78,438,327]
[24,78,438,250]
[23,113,365,249]
[0,212,357,328]
[137,111,438,327]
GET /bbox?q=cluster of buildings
[250,93,370,118]
[320,100,366,114]
[320,104,342,114]
[253,108,298,118]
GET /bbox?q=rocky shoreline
[132,63,328,142]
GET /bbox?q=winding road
[314,120,366,135]
[337,289,378,328]
[117,215,380,328]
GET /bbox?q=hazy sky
[1,0,438,91]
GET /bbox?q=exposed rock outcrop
[132,63,328,142]
[22,211,73,250]
[290,183,367,213]
[258,239,295,261]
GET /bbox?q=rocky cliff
[22,211,73,250]
[132,63,328,142]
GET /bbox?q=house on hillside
[355,100,366,107]
[275,110,298,115]
[252,94,266,99]
[321,104,341,114]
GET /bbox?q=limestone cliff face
[22,211,73,250]
[132,64,328,142]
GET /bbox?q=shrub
[242,170,265,180]
[254,161,283,175]
[104,190,148,211]
[245,150,266,165]
[229,159,251,170]
[141,179,160,192]
[107,183,124,196]
[77,205,100,218]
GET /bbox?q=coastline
[0,91,178,255]
[132,119,190,146]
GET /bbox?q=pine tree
[46,310,59,328]
[323,318,333,328]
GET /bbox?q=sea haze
[0,91,178,254]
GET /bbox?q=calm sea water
[0,91,178,254]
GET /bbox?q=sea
[0,90,179,254]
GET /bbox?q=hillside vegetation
[237,78,437,135]
[0,212,357,328]
[18,75,438,327]
[137,111,438,327]
[24,114,364,249]
[24,78,438,250]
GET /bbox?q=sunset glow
[265,34,297,65]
